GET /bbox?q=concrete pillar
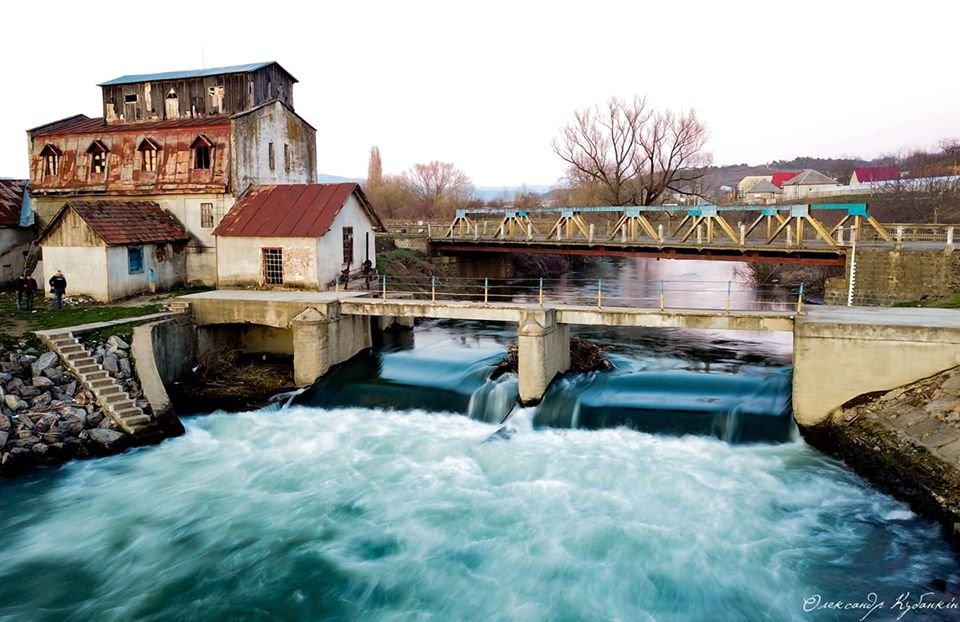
[517,309,570,405]
[291,307,334,386]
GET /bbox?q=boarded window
[40,144,62,178]
[128,246,144,274]
[200,203,214,228]
[262,248,283,285]
[87,140,109,174]
[268,142,275,171]
[138,138,160,173]
[342,226,354,266]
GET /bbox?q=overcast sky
[3,1,958,186]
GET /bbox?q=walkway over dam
[387,203,957,266]
[176,290,960,428]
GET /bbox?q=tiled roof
[98,62,296,86]
[214,183,383,237]
[0,180,27,228]
[782,169,837,186]
[771,171,801,188]
[852,166,899,183]
[30,114,232,137]
[42,201,189,246]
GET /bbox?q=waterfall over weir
[293,321,795,443]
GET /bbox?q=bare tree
[401,161,474,217]
[367,146,383,191]
[553,96,711,206]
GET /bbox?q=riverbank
[801,366,960,547]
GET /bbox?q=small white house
[38,200,189,301]
[0,180,35,284]
[213,183,384,289]
[781,169,840,200]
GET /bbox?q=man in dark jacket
[22,272,37,311]
[49,270,67,310]
[14,273,27,311]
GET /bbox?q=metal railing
[340,275,805,314]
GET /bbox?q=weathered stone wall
[825,248,960,305]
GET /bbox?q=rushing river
[0,258,958,621]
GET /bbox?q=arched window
[137,138,161,173]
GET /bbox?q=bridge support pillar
[517,309,570,405]
[291,303,372,386]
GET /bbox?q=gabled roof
[0,180,28,228]
[852,166,899,183]
[782,169,837,186]
[98,61,297,86]
[737,175,772,191]
[39,201,189,246]
[214,183,384,238]
[771,171,801,188]
[746,179,781,194]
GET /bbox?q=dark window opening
[262,248,283,285]
[124,93,138,103]
[268,142,275,171]
[191,135,214,170]
[283,143,290,173]
[128,246,144,274]
[342,226,354,266]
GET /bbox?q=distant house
[736,175,772,197]
[850,166,899,185]
[0,180,36,284]
[38,201,189,301]
[742,179,782,205]
[213,183,384,289]
[781,169,840,200]
[771,171,801,188]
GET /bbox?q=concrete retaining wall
[131,316,195,434]
[825,248,960,305]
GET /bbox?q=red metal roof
[42,201,189,246]
[31,115,231,137]
[214,183,380,238]
[0,180,27,227]
[771,171,801,188]
[852,166,899,183]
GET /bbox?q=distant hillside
[703,156,874,191]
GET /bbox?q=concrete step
[117,411,148,424]
[75,364,100,374]
[59,344,84,353]
[89,378,116,389]
[98,387,123,398]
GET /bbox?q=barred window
[262,248,283,285]
[200,203,214,228]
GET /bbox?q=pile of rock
[83,334,152,416]
[1,348,129,477]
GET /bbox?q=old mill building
[28,61,334,296]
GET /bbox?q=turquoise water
[0,258,957,620]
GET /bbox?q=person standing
[49,270,67,310]
[23,272,38,311]
[14,272,27,311]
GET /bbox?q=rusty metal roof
[214,184,382,238]
[31,115,232,137]
[98,62,297,86]
[41,201,189,246]
[0,180,27,228]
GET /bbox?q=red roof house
[771,171,801,188]
[214,183,384,289]
[850,166,900,185]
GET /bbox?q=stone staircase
[40,332,157,436]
